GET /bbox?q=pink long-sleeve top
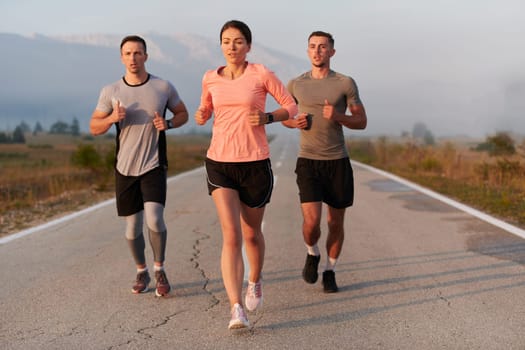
[199,62,297,162]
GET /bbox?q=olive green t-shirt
[287,70,362,160]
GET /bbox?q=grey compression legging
[125,202,167,265]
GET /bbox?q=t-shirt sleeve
[346,77,363,106]
[167,81,182,109]
[286,79,298,104]
[95,86,113,114]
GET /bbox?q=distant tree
[0,132,9,143]
[12,126,26,143]
[49,121,70,134]
[71,117,80,136]
[33,122,44,135]
[423,130,435,145]
[412,122,428,139]
[18,121,31,133]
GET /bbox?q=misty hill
[0,32,309,133]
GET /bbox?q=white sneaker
[245,280,263,312]
[228,303,249,329]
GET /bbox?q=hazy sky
[1,0,524,136]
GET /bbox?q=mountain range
[0,32,309,133]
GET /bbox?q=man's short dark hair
[120,35,147,53]
[308,31,334,47]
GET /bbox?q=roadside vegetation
[0,131,210,236]
[2,119,524,237]
[348,131,525,227]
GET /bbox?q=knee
[125,222,142,240]
[222,233,243,250]
[303,219,320,234]
[243,229,262,246]
[125,229,141,240]
[144,202,166,232]
[147,217,166,233]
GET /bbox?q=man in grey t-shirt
[90,35,188,297]
[283,31,367,293]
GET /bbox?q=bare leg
[300,201,323,247]
[326,206,346,260]
[240,204,265,283]
[211,188,244,307]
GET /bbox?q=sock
[137,267,148,273]
[306,243,320,256]
[154,265,164,272]
[325,257,338,271]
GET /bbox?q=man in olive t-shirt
[283,31,367,293]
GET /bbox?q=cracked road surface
[2,133,525,349]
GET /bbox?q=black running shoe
[322,270,339,293]
[302,254,321,284]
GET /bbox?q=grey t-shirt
[287,70,362,160]
[95,74,181,176]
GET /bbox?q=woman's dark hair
[220,20,252,45]
[120,35,147,53]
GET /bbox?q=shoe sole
[228,322,249,330]
[245,298,263,312]
[155,288,171,297]
[303,274,318,284]
[131,286,150,294]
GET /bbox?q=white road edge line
[0,167,204,245]
[8,160,523,245]
[353,160,525,240]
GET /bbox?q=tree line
[0,118,81,143]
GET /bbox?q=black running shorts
[295,157,354,209]
[205,158,273,208]
[115,166,167,216]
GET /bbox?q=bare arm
[90,100,126,136]
[323,100,367,130]
[154,101,189,130]
[281,113,310,129]
[168,101,189,128]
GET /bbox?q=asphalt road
[2,133,525,350]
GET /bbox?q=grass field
[348,135,525,228]
[0,132,210,236]
[2,132,525,237]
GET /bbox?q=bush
[71,144,102,172]
[421,156,442,173]
[476,132,516,156]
